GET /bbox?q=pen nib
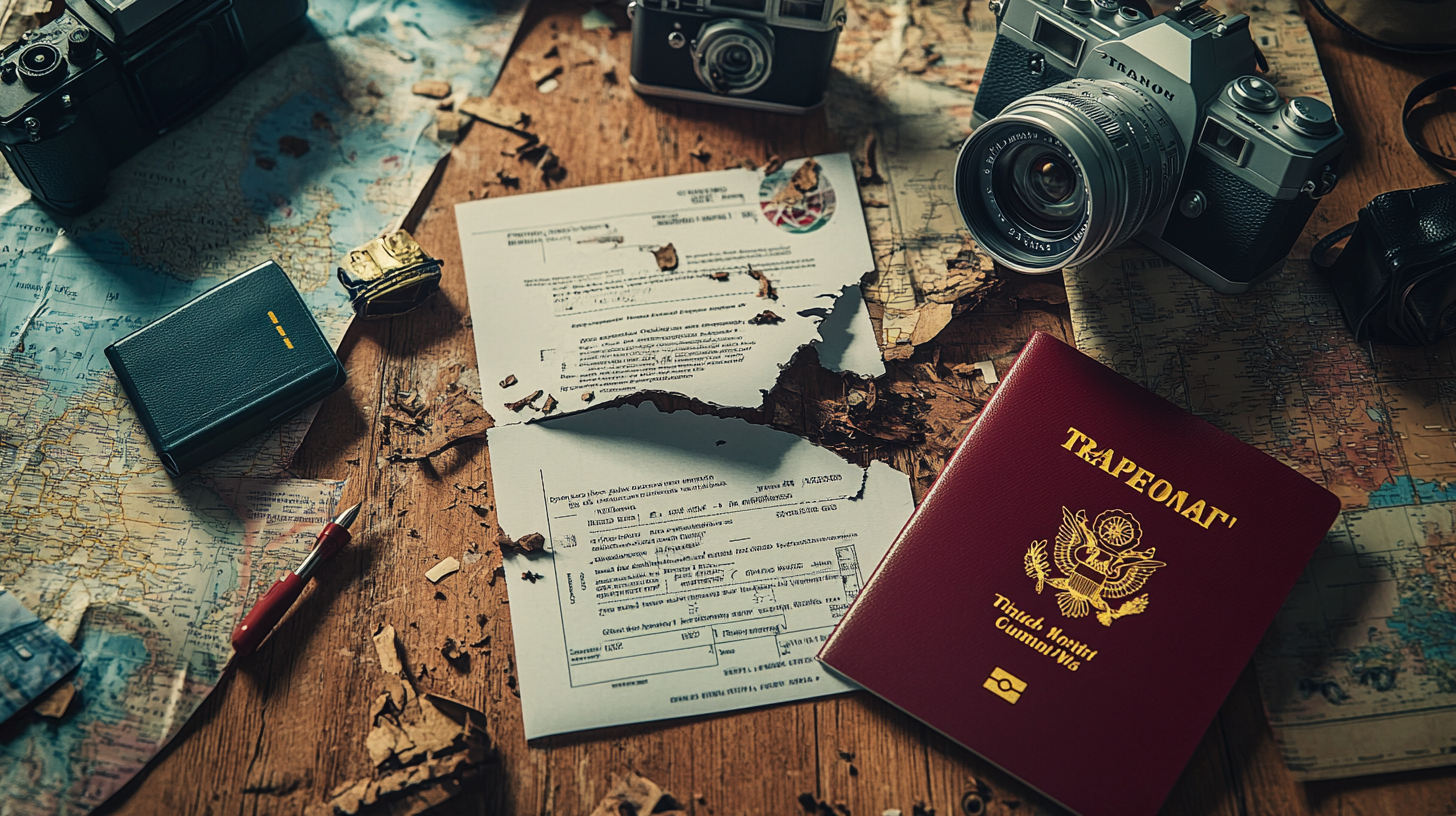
[334,502,362,530]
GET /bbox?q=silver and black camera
[957,0,1345,293]
[0,0,308,214]
[626,0,845,114]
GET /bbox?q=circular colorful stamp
[758,158,835,234]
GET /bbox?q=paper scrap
[488,402,916,737]
[425,557,461,583]
[312,624,487,816]
[456,154,882,424]
[590,774,682,816]
[580,7,616,30]
[412,80,451,98]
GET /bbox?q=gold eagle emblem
[1024,508,1166,627]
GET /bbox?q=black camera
[0,0,308,214]
[957,0,1345,293]
[626,0,845,114]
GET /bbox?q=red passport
[818,332,1340,816]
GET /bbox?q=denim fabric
[0,589,82,722]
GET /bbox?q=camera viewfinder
[1032,17,1084,66]
[710,0,767,12]
[779,0,826,20]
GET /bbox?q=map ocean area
[489,403,916,738]
[0,0,528,812]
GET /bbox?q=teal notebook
[104,261,346,475]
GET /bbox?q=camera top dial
[17,43,66,90]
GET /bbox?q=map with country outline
[0,0,526,812]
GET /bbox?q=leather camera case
[1320,181,1456,346]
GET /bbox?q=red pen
[231,502,362,657]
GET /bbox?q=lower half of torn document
[487,402,915,738]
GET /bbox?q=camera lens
[692,21,772,96]
[954,78,1182,272]
[17,43,66,89]
[1006,148,1082,232]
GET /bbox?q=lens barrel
[954,78,1182,273]
[692,20,772,96]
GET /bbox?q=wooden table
[99,2,1456,814]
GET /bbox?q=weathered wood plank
[99,1,1456,815]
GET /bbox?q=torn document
[456,154,881,423]
[487,403,915,737]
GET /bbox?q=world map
[0,1,526,812]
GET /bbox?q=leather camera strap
[1312,221,1359,268]
[1403,68,1456,171]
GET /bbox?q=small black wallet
[105,261,347,475]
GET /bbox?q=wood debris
[440,638,465,663]
[505,389,543,412]
[425,557,461,584]
[435,110,468,143]
[307,625,488,816]
[498,531,545,553]
[459,96,529,132]
[411,80,451,98]
[384,372,493,463]
[690,138,711,163]
[763,155,783,176]
[748,310,784,325]
[561,34,619,81]
[710,271,729,281]
[541,394,558,414]
[652,243,679,271]
[590,773,688,816]
[499,374,517,388]
[770,158,821,207]
[899,45,943,74]
[581,391,595,402]
[529,63,563,85]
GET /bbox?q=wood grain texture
[93,1,1456,815]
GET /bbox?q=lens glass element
[1002,145,1083,234]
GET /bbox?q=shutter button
[1229,76,1280,112]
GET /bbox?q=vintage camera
[0,0,308,214]
[626,0,845,114]
[956,0,1345,293]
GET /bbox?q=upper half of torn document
[456,154,883,425]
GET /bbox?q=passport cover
[105,261,346,475]
[818,332,1341,816]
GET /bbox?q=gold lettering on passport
[1024,508,1166,627]
[993,593,1092,671]
[1061,427,1239,529]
